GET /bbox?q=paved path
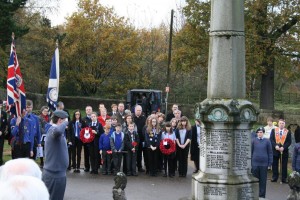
[64,162,290,200]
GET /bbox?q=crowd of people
[251,117,300,198]
[0,101,203,199]
[2,98,300,200]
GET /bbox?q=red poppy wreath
[80,127,95,143]
[160,138,176,155]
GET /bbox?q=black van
[126,89,165,116]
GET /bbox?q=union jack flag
[6,35,26,117]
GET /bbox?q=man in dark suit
[133,105,146,172]
[0,100,8,165]
[269,119,291,183]
[82,105,93,172]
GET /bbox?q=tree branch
[271,15,299,40]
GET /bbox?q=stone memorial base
[192,99,260,200]
[192,172,258,200]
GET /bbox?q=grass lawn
[3,142,12,163]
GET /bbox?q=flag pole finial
[56,39,58,48]
[12,32,15,40]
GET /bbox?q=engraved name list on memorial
[201,129,251,172]
[203,130,230,170]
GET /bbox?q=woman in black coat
[190,119,201,173]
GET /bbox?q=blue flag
[46,47,59,111]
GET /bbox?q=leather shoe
[138,168,145,172]
[84,168,90,172]
[193,170,199,173]
[271,179,277,182]
[281,180,288,184]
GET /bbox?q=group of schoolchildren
[64,102,198,178]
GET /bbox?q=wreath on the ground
[160,138,176,155]
[80,127,95,143]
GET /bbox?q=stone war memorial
[192,0,259,200]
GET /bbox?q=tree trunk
[260,67,274,110]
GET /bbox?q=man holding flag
[7,33,35,158]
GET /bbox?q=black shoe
[138,168,145,172]
[132,173,138,176]
[281,180,288,184]
[67,167,71,170]
[127,173,131,176]
[163,173,167,177]
[193,170,198,173]
[169,174,173,178]
[84,168,90,172]
[74,169,80,173]
[271,179,277,182]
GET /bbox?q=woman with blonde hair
[175,116,192,177]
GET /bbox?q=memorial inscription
[201,129,251,173]
[204,130,231,170]
[204,186,227,196]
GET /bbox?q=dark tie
[280,130,283,138]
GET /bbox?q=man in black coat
[133,105,146,172]
[0,100,8,165]
[269,119,291,183]
[82,105,93,172]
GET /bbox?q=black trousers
[83,143,90,170]
[163,153,175,175]
[72,138,82,169]
[127,151,137,174]
[14,142,31,159]
[102,151,112,173]
[148,148,159,175]
[0,137,4,165]
[272,154,288,181]
[252,166,268,198]
[177,145,189,176]
[89,139,100,172]
[136,144,143,169]
[113,152,123,173]
[123,153,127,174]
[68,145,72,168]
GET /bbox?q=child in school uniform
[110,123,124,175]
[160,122,176,177]
[175,116,192,177]
[99,125,112,175]
[145,117,161,176]
[124,122,139,176]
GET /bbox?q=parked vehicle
[126,89,165,116]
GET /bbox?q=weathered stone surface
[193,99,259,200]
[287,171,300,200]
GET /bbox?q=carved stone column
[192,0,259,199]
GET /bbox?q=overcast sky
[47,0,186,28]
